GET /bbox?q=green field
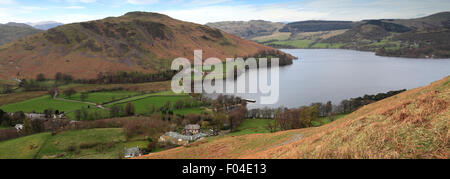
[65,107,110,121]
[0,133,52,159]
[0,95,89,113]
[0,128,151,159]
[106,91,183,106]
[228,119,276,136]
[252,32,291,43]
[311,43,344,49]
[108,95,198,115]
[267,40,314,48]
[59,91,140,104]
[312,114,347,127]
[0,90,205,121]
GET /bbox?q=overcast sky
[0,0,449,24]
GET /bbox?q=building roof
[185,124,200,130]
[124,147,141,157]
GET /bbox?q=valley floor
[140,76,449,159]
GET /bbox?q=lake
[205,49,450,109]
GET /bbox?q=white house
[15,124,23,132]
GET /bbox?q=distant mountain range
[27,21,64,30]
[208,12,450,58]
[0,12,293,80]
[0,21,63,46]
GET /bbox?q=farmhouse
[159,132,209,146]
[14,124,23,132]
[183,124,200,135]
[124,147,142,158]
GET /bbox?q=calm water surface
[206,49,450,109]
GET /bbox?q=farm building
[124,147,142,158]
[183,124,200,135]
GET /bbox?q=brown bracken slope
[0,12,290,80]
[139,76,449,159]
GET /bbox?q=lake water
[205,49,450,109]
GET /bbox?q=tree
[44,108,54,118]
[11,111,25,126]
[23,118,33,135]
[80,107,88,121]
[326,101,333,115]
[1,85,13,94]
[211,112,226,134]
[63,88,76,99]
[55,72,63,82]
[174,100,184,110]
[36,73,46,82]
[48,87,58,98]
[110,104,123,118]
[80,92,88,102]
[74,109,81,121]
[228,106,247,132]
[125,103,135,116]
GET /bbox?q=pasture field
[0,95,89,113]
[108,95,196,115]
[0,133,52,159]
[60,91,140,104]
[311,114,347,127]
[0,91,47,106]
[267,40,314,48]
[252,32,291,43]
[0,128,150,159]
[227,119,276,136]
[311,43,344,49]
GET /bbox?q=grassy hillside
[0,133,52,159]
[0,23,41,46]
[0,128,151,159]
[0,12,293,81]
[211,12,450,58]
[279,21,353,33]
[0,95,89,113]
[140,76,449,159]
[206,20,284,39]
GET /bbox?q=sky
[0,0,449,24]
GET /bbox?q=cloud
[159,4,329,24]
[61,6,85,9]
[158,0,450,24]
[0,0,15,5]
[126,0,159,5]
[66,0,97,3]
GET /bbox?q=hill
[323,12,450,57]
[140,76,449,159]
[211,12,450,58]
[0,12,293,80]
[0,23,42,46]
[206,20,285,39]
[279,20,353,33]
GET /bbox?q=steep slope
[279,20,353,33]
[0,23,42,46]
[323,12,450,57]
[140,76,449,159]
[211,12,450,58]
[206,20,285,39]
[0,12,292,80]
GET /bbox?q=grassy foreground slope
[0,128,151,159]
[141,76,449,159]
